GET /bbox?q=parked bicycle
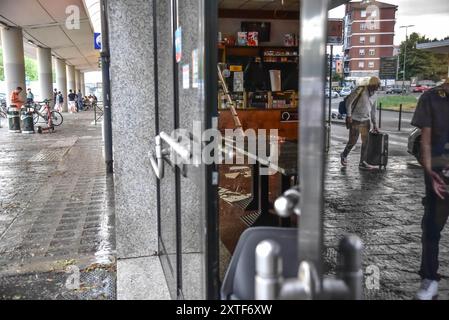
[31,100,63,127]
[0,100,7,118]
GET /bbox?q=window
[369,49,375,56]
[359,49,365,56]
[360,23,367,31]
[370,10,378,18]
[368,61,375,68]
[361,10,367,18]
[358,61,365,68]
[360,36,366,44]
[370,36,376,43]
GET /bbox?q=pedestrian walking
[56,91,63,112]
[53,88,58,107]
[26,88,34,104]
[412,78,449,300]
[68,90,77,113]
[77,90,84,111]
[340,76,381,170]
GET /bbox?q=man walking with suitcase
[412,79,449,300]
[340,77,381,169]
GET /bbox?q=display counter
[218,108,298,141]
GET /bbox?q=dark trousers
[342,120,371,165]
[419,173,449,281]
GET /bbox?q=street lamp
[400,25,415,94]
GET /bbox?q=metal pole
[398,103,402,131]
[401,29,407,95]
[395,55,400,81]
[298,0,329,291]
[400,25,414,95]
[327,45,333,154]
[378,102,382,129]
[328,45,333,124]
[100,0,113,174]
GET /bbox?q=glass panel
[155,0,178,299]
[176,0,208,300]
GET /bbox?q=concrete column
[37,47,53,103]
[80,72,85,94]
[108,0,167,300]
[55,58,68,112]
[66,65,76,96]
[75,69,81,93]
[1,27,26,103]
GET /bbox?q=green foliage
[25,56,38,81]
[332,73,343,82]
[398,33,449,82]
[0,48,38,81]
[0,48,4,81]
[378,95,419,111]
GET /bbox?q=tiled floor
[0,112,116,300]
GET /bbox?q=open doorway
[215,1,300,282]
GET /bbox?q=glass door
[153,0,219,299]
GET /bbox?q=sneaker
[359,161,376,170]
[340,153,347,167]
[415,279,438,300]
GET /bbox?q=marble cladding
[108,0,158,258]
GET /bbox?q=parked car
[339,87,352,97]
[408,127,422,163]
[325,89,340,98]
[386,86,406,94]
[412,85,430,93]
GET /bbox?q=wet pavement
[0,112,116,300]
[1,110,447,300]
[325,137,449,300]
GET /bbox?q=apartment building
[343,1,398,79]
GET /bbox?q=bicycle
[0,101,7,119]
[32,100,63,127]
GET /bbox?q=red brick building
[343,1,398,79]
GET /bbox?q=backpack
[58,94,63,103]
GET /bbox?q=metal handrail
[217,64,243,131]
[149,131,192,180]
[159,132,191,161]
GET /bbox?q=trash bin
[21,107,35,134]
[7,106,21,133]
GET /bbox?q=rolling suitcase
[367,131,388,169]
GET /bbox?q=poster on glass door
[175,27,182,63]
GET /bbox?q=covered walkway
[0,112,115,299]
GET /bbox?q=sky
[329,0,449,48]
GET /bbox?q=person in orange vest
[10,87,24,109]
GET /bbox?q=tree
[0,48,38,82]
[25,57,38,81]
[0,48,4,81]
[398,33,448,82]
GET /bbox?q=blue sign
[94,33,102,50]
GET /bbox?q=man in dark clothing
[411,79,449,300]
[68,89,77,113]
[77,90,84,111]
[53,89,58,107]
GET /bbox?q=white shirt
[347,87,377,124]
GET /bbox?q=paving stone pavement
[0,112,116,300]
[324,139,449,300]
[1,111,448,300]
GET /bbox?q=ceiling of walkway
[219,0,350,11]
[219,0,300,11]
[0,0,100,72]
